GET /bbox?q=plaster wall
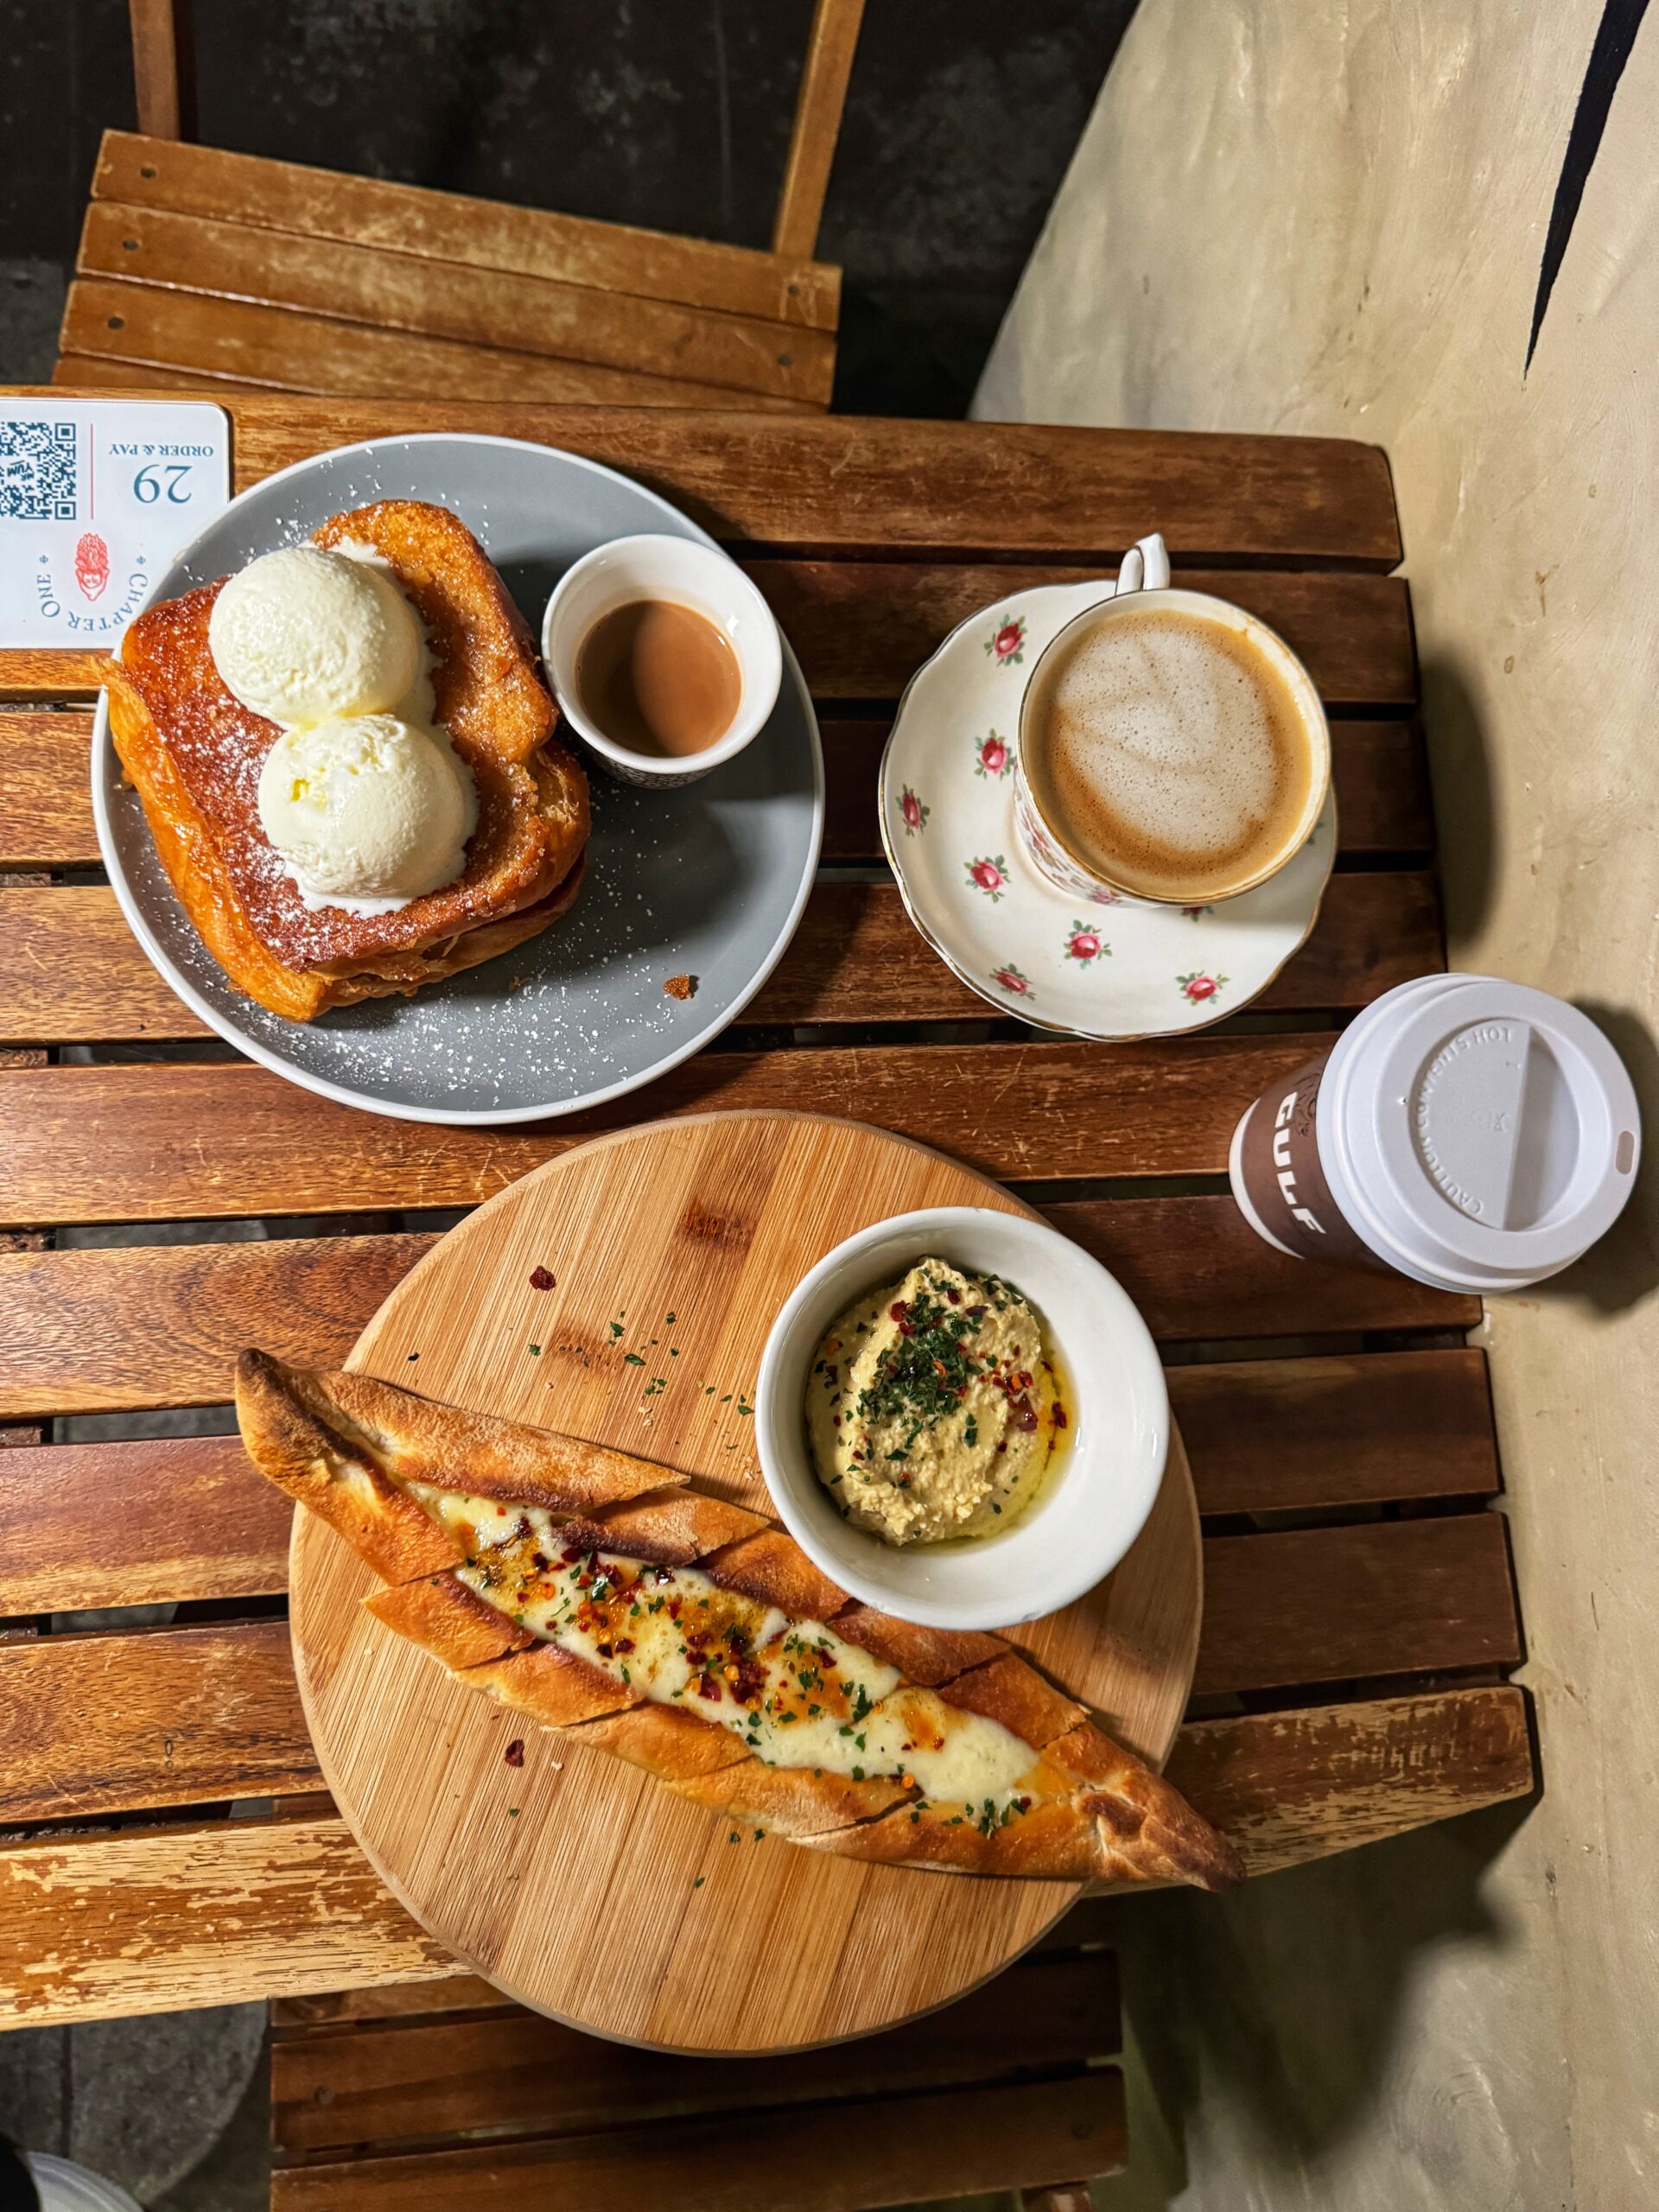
[978,7,1659,2207]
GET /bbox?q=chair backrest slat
[129,0,194,141]
[772,0,867,257]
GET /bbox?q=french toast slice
[105,499,589,1023]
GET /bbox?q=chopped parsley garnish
[854,1274,1020,1437]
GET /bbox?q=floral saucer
[879,582,1335,1040]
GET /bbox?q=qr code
[0,421,78,522]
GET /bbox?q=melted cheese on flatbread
[405,1484,1039,1811]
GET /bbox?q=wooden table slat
[0,1233,438,1421]
[20,391,1403,566]
[0,1039,1445,1231]
[0,1688,1532,2025]
[0,1517,1517,1822]
[2,1620,306,1821]
[0,557,1415,707]
[0,874,1443,1044]
[1167,1348,1499,1516]
[272,1974,518,2028]
[0,1433,289,1612]
[1166,1681,1533,1876]
[1194,1513,1520,1694]
[0,710,1434,872]
[0,1351,1498,1616]
[266,2072,1128,2212]
[270,1952,1121,2155]
[0,1205,1476,1422]
[761,560,1416,705]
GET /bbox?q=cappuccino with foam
[1020,604,1325,902]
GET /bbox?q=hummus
[804,1257,1065,1546]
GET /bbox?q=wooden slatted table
[0,397,1534,2062]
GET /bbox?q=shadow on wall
[1418,655,1498,952]
[1417,656,1656,1323]
[1100,1798,1536,2209]
[1547,996,1659,1319]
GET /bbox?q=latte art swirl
[1024,607,1319,900]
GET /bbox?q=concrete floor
[0,2009,269,2208]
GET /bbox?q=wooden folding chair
[54,0,863,410]
[267,1899,1126,2212]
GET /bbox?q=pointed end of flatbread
[234,1347,464,1586]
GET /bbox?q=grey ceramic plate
[92,433,823,1125]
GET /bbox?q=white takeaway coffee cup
[1229,975,1640,1293]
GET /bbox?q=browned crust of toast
[364,1573,534,1669]
[699,1528,849,1620]
[667,1759,912,1838]
[935,1652,1085,1750]
[313,503,556,771]
[568,1701,752,1781]
[828,1604,1006,1687]
[238,1354,1244,1892]
[108,499,589,1021]
[233,1349,463,1584]
[291,1361,685,1520]
[463,1641,640,1729]
[550,1486,772,1567]
[809,1794,1124,1879]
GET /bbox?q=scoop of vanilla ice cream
[210,547,424,725]
[257,714,478,912]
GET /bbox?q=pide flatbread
[237,1350,1243,1891]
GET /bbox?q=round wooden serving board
[290,1111,1201,2052]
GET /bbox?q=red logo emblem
[74,532,110,602]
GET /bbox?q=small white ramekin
[756,1206,1169,1630]
[540,532,783,787]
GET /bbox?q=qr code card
[0,399,231,647]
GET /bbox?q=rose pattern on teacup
[1177,971,1228,1005]
[974,729,1012,779]
[964,854,1009,902]
[1064,922,1110,965]
[991,963,1034,998]
[984,616,1026,665]
[898,785,930,836]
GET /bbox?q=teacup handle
[1110,531,1171,597]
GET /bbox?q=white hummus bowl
[755,1206,1168,1630]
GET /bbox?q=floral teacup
[1011,532,1332,909]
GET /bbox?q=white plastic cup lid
[1325,975,1641,1290]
